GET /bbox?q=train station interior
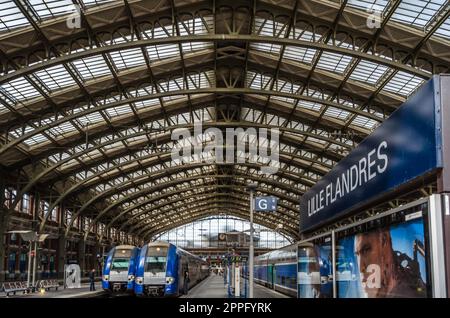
[1,0,450,303]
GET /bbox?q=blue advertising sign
[299,75,445,233]
[255,196,278,212]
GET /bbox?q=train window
[145,246,168,272]
[112,258,130,270]
[111,249,133,270]
[145,256,167,272]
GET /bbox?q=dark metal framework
[0,0,449,242]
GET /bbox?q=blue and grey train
[253,243,297,297]
[134,241,209,297]
[102,245,140,294]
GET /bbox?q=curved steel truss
[1,0,449,241]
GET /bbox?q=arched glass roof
[0,0,449,241]
[154,215,291,249]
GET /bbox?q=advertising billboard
[336,209,430,298]
[296,195,447,298]
[297,237,333,298]
[299,76,447,233]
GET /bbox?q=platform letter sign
[299,75,450,233]
[255,196,278,212]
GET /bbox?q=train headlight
[128,275,135,282]
[166,277,175,284]
[136,277,144,285]
[102,275,109,281]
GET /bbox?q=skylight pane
[29,0,74,21]
[23,133,48,146]
[316,52,352,74]
[434,15,450,39]
[81,0,116,6]
[72,55,111,81]
[349,60,389,85]
[250,42,281,55]
[324,106,350,120]
[105,105,132,118]
[351,115,379,130]
[391,0,446,29]
[0,77,41,104]
[382,71,425,96]
[110,49,146,71]
[346,0,389,12]
[33,64,76,92]
[146,44,179,61]
[182,42,211,53]
[0,1,28,32]
[283,46,317,65]
[134,98,161,110]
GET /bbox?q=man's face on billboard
[354,231,389,298]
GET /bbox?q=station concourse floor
[181,274,290,298]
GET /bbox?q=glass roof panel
[33,64,76,93]
[324,106,350,121]
[81,0,116,7]
[134,98,161,110]
[76,111,106,126]
[105,104,133,118]
[46,121,78,138]
[0,76,42,104]
[346,0,390,12]
[434,15,450,39]
[28,0,74,21]
[72,55,112,81]
[382,71,425,96]
[110,48,146,71]
[181,41,212,53]
[350,115,379,131]
[0,1,28,32]
[349,59,390,85]
[283,45,317,65]
[391,0,446,29]
[250,42,282,55]
[23,133,48,146]
[316,52,352,74]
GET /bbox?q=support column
[78,239,86,277]
[57,231,66,280]
[0,209,8,283]
[0,179,8,282]
[437,75,450,297]
[93,241,101,277]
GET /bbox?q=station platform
[182,274,290,298]
[1,282,104,298]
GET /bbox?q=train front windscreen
[112,249,133,271]
[145,246,168,275]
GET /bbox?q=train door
[273,265,276,290]
[267,264,274,288]
[181,262,189,294]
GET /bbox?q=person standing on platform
[89,268,96,291]
[183,269,190,295]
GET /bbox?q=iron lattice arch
[0,0,449,242]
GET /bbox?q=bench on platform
[36,280,59,291]
[1,281,29,297]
